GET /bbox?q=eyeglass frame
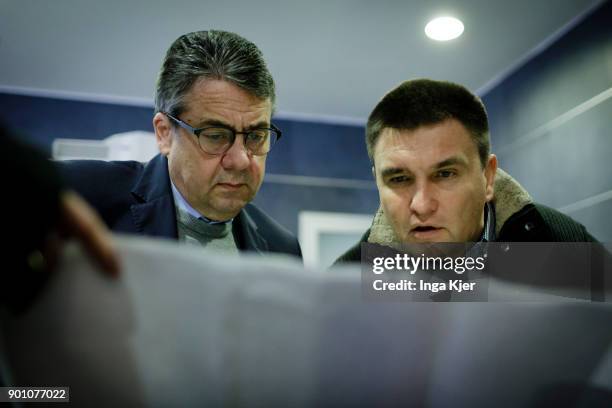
[163,111,282,156]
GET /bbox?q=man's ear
[484,154,497,202]
[153,112,173,156]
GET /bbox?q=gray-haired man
[61,31,301,258]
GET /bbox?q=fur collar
[367,168,533,245]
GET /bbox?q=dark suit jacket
[59,154,302,258]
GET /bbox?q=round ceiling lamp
[425,16,464,41]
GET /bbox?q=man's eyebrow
[194,119,271,130]
[245,121,271,130]
[380,167,409,178]
[194,119,232,128]
[434,156,469,169]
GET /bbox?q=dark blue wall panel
[482,0,612,241]
[267,119,372,180]
[0,93,153,153]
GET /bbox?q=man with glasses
[61,30,301,258]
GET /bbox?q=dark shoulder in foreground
[56,159,145,223]
[499,203,597,242]
[57,159,144,199]
[241,203,303,258]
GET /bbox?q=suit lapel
[129,154,178,239]
[130,197,178,238]
[234,207,268,254]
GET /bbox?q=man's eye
[436,170,456,178]
[247,130,269,144]
[388,175,411,184]
[201,130,231,142]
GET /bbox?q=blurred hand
[53,190,121,276]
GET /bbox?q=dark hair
[366,79,490,167]
[154,30,275,116]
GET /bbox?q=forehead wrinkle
[192,119,271,131]
[190,92,268,113]
[376,125,475,172]
[182,79,272,130]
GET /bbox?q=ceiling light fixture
[425,16,464,41]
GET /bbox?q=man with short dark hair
[336,79,595,264]
[61,30,301,258]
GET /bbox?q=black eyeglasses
[164,112,282,156]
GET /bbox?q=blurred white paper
[2,236,612,407]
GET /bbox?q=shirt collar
[169,178,231,225]
[463,202,496,261]
[480,201,496,242]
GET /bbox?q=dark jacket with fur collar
[334,169,596,264]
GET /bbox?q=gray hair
[154,30,276,116]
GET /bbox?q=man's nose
[409,182,438,217]
[221,135,251,170]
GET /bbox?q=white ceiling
[0,0,604,122]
